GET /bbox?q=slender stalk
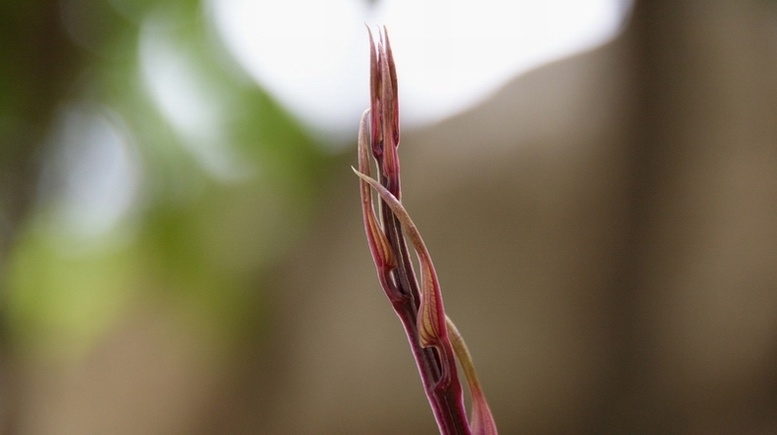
[356,27,497,435]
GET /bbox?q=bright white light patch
[139,11,254,180]
[209,0,631,143]
[39,103,139,243]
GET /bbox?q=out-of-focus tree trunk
[599,1,777,433]
[0,2,79,253]
[0,2,79,433]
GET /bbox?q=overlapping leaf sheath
[354,27,497,435]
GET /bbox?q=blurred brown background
[2,1,777,434]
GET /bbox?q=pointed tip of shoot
[366,25,401,196]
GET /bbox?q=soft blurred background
[1,0,777,434]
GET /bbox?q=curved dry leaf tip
[446,316,498,435]
[352,169,447,350]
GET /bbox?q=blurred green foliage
[0,0,338,362]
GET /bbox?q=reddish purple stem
[360,27,471,435]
